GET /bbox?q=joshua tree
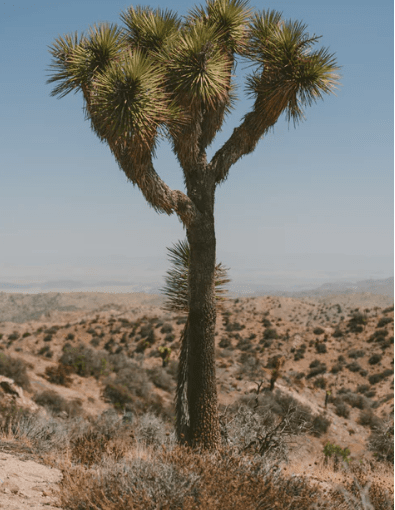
[47,0,340,449]
[159,238,230,443]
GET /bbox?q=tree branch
[118,148,201,229]
[81,87,200,229]
[209,107,282,186]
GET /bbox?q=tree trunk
[185,170,219,449]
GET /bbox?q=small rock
[0,481,19,494]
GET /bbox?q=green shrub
[357,409,382,429]
[368,353,382,365]
[332,327,343,338]
[312,414,331,437]
[368,329,389,343]
[315,343,327,354]
[102,383,135,411]
[313,327,325,335]
[333,399,350,418]
[356,384,370,394]
[346,361,362,373]
[368,369,393,385]
[219,337,231,348]
[330,363,343,374]
[314,377,326,389]
[263,328,278,339]
[22,332,31,338]
[148,366,174,392]
[38,345,52,357]
[160,323,173,334]
[338,390,371,410]
[59,343,112,378]
[226,322,245,332]
[347,349,365,359]
[323,442,352,466]
[139,324,155,338]
[377,317,393,328]
[306,361,327,379]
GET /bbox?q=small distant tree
[47,0,340,449]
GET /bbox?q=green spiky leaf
[159,238,231,314]
[244,10,341,126]
[120,5,181,55]
[46,23,126,99]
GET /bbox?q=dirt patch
[0,441,62,509]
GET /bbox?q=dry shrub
[147,366,175,392]
[0,401,71,451]
[0,352,31,390]
[58,446,334,510]
[328,460,393,510]
[70,429,126,467]
[44,363,74,387]
[33,390,83,417]
[368,416,394,464]
[102,363,152,411]
[59,343,112,378]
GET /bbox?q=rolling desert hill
[0,287,393,509]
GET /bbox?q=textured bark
[184,167,220,449]
[175,316,190,444]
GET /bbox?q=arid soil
[0,290,393,509]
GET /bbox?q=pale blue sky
[0,0,393,293]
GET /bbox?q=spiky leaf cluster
[162,23,233,110]
[47,23,126,99]
[244,10,340,127]
[159,239,231,314]
[120,6,181,55]
[187,0,252,55]
[47,1,340,198]
[88,50,174,149]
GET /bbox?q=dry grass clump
[1,398,392,510]
[367,415,394,464]
[0,401,72,451]
[57,444,393,510]
[0,352,31,390]
[327,460,394,510]
[58,445,334,510]
[33,389,83,418]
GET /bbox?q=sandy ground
[0,442,61,509]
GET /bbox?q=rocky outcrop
[0,375,39,412]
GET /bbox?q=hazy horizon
[1,0,393,294]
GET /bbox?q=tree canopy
[47,0,340,228]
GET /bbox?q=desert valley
[0,289,393,509]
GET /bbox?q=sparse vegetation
[368,416,394,463]
[368,369,393,385]
[0,352,31,390]
[33,389,83,417]
[59,343,112,378]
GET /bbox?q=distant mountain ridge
[0,276,392,299]
[247,276,394,299]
